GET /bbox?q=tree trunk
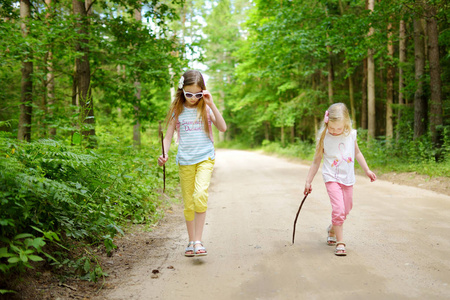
[264,121,270,141]
[338,0,355,126]
[345,62,356,127]
[38,57,47,137]
[323,6,334,104]
[18,0,33,142]
[327,54,334,104]
[425,5,443,148]
[45,0,56,137]
[133,6,142,148]
[219,89,226,143]
[290,125,295,144]
[361,58,368,129]
[413,18,427,139]
[133,82,141,148]
[397,18,406,141]
[47,50,56,137]
[73,0,95,141]
[386,21,395,140]
[367,0,375,138]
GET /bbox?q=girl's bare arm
[158,119,176,166]
[202,90,227,132]
[209,104,227,132]
[304,149,323,195]
[355,143,377,182]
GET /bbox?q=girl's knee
[331,219,345,226]
[332,211,346,225]
[184,209,195,221]
[193,198,208,213]
[195,209,207,214]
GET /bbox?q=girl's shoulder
[349,129,357,141]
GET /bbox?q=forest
[0,0,448,294]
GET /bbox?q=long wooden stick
[292,193,309,244]
[161,131,166,193]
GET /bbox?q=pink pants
[325,182,353,226]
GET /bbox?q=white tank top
[322,129,356,186]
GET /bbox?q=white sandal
[327,225,337,246]
[335,242,347,256]
[185,241,195,257]
[194,241,207,256]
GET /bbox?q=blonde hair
[316,103,353,153]
[165,70,209,134]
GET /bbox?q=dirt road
[99,149,450,300]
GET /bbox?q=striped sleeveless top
[176,106,215,165]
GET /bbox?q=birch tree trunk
[133,6,142,148]
[386,21,395,140]
[337,3,356,126]
[361,58,368,129]
[18,0,33,141]
[219,89,226,143]
[45,0,56,137]
[327,54,334,104]
[73,0,95,141]
[413,18,427,139]
[367,0,376,138]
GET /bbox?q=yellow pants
[179,159,215,221]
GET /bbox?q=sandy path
[99,149,450,300]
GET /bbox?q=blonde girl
[158,70,227,257]
[304,103,376,256]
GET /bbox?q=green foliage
[222,126,449,178]
[0,230,59,274]
[357,126,450,177]
[0,134,178,281]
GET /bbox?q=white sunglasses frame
[183,89,203,99]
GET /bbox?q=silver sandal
[185,241,195,257]
[327,225,337,246]
[194,241,207,256]
[335,242,347,256]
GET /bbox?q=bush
[0,135,178,281]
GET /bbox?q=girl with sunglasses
[158,70,227,257]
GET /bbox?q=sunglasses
[183,89,203,99]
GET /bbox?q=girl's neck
[184,103,198,109]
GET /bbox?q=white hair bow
[178,76,184,89]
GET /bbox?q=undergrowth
[0,132,178,291]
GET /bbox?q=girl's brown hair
[165,70,209,134]
[316,102,353,153]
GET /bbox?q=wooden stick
[161,131,166,193]
[292,193,309,244]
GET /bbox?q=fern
[0,135,173,278]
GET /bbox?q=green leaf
[0,248,13,258]
[0,289,17,295]
[72,132,82,145]
[30,226,43,233]
[14,233,34,240]
[84,259,91,273]
[42,251,58,263]
[30,238,46,249]
[7,257,20,264]
[19,252,28,263]
[28,255,44,262]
